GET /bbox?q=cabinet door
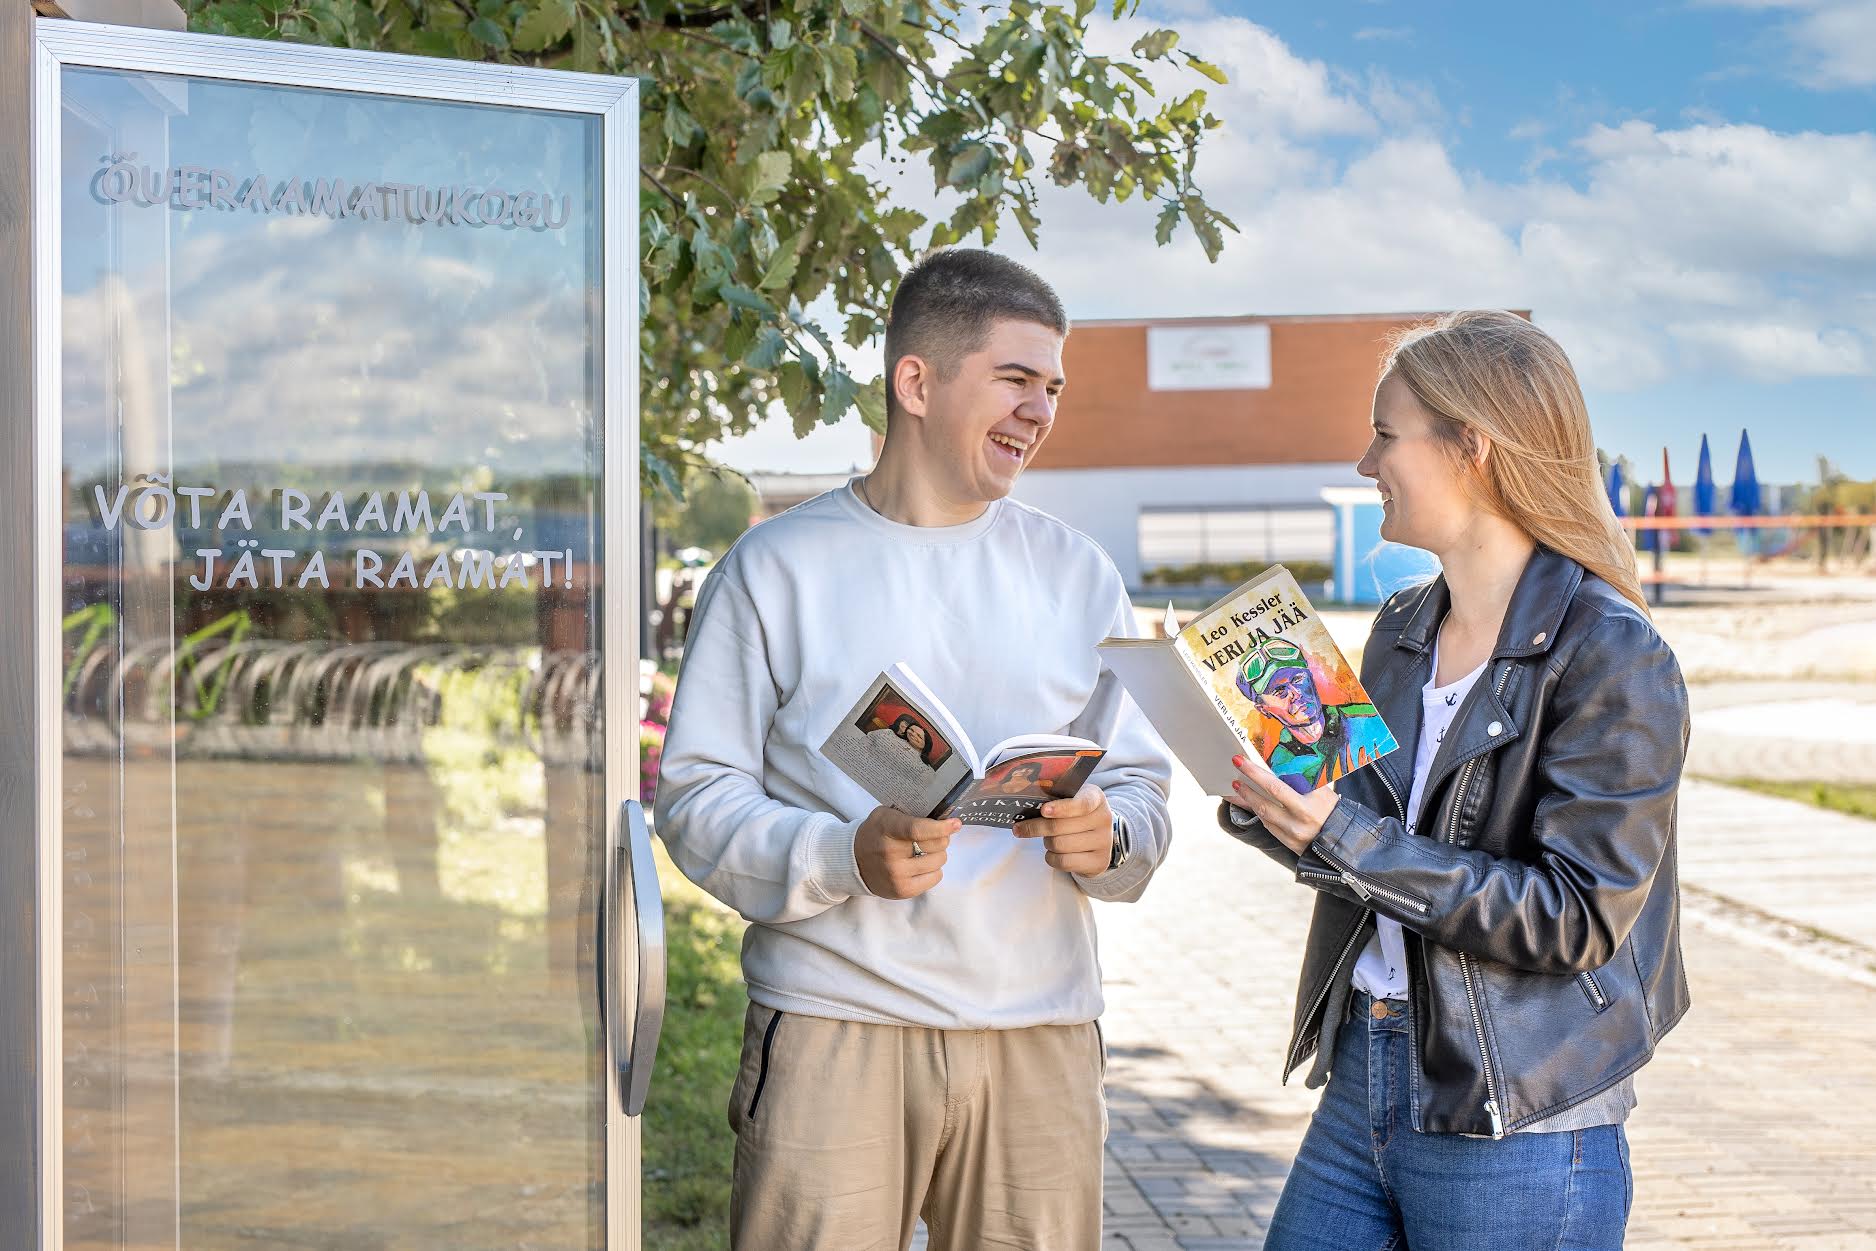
[38,28,645,1251]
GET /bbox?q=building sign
[1147,324,1272,391]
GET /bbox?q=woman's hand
[1228,754,1342,856]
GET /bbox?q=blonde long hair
[1384,311,1649,613]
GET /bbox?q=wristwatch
[1107,814,1132,872]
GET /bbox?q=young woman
[1221,311,1689,1250]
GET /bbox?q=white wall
[1012,463,1369,589]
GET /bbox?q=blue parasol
[1694,434,1715,537]
[1607,459,1626,517]
[1730,430,1761,555]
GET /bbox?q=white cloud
[1083,13,1376,140]
[749,9,1876,469]
[1668,319,1870,378]
[1707,0,1876,88]
[996,25,1876,393]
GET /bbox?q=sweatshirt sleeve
[1065,583,1175,903]
[652,565,871,924]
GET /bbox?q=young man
[654,248,1174,1250]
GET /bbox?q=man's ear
[892,352,933,421]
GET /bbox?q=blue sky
[717,0,1876,485]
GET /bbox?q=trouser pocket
[747,1009,784,1121]
[728,1006,785,1135]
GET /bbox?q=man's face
[902,722,929,753]
[1253,668,1325,732]
[900,319,1065,505]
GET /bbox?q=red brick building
[1013,311,1494,589]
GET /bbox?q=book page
[1177,566,1398,795]
[819,670,973,815]
[1097,642,1249,797]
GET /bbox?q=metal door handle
[605,798,665,1117]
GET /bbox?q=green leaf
[642,447,685,500]
[746,327,788,371]
[1185,54,1229,85]
[758,246,800,292]
[1155,200,1180,246]
[723,312,757,362]
[824,43,859,102]
[1132,29,1178,59]
[663,101,702,148]
[818,367,859,428]
[778,359,810,415]
[853,379,888,435]
[466,15,507,48]
[512,0,573,51]
[750,150,792,200]
[944,142,995,189]
[718,283,777,317]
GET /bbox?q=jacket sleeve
[1218,800,1367,905]
[652,567,871,925]
[1065,584,1175,903]
[1306,613,1689,975]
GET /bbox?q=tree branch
[642,166,685,208]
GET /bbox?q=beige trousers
[726,1004,1108,1251]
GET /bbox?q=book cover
[935,747,1106,828]
[1178,566,1397,795]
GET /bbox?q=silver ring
[910,840,926,858]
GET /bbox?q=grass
[643,844,746,1251]
[1710,778,1876,823]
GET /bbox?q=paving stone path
[1084,774,1876,1250]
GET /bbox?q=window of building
[1138,506,1334,585]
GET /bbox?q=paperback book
[820,663,1106,828]
[1099,565,1397,797]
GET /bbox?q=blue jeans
[1266,992,1632,1251]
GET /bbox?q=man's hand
[1014,784,1115,877]
[855,807,961,899]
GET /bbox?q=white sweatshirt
[653,482,1174,1029]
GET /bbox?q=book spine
[929,774,974,820]
[1171,633,1260,760]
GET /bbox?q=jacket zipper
[1287,923,1366,1077]
[1448,663,1514,1139]
[1341,757,1417,906]
[1313,844,1431,915]
[1578,969,1608,1011]
[1286,727,1412,1081]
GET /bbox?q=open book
[820,663,1106,828]
[1099,565,1397,798]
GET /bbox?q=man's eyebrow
[993,361,1068,386]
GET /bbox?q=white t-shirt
[1350,644,1485,1000]
[654,482,1175,1029]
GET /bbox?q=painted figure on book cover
[1235,637,1392,794]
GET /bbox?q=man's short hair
[883,249,1068,419]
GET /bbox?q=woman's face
[1357,374,1479,555]
[902,722,929,752]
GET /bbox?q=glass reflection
[60,67,607,1250]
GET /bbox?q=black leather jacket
[1220,547,1691,1137]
